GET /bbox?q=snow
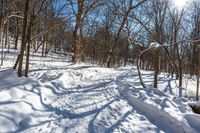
[0,49,200,132]
[119,90,194,133]
[149,42,161,48]
[196,101,200,107]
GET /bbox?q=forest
[0,0,200,132]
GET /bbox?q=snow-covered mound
[0,50,199,133]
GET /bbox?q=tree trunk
[0,0,3,67]
[14,18,19,50]
[107,15,127,67]
[154,49,159,88]
[124,43,129,67]
[79,24,84,62]
[137,54,146,89]
[17,0,30,77]
[42,40,45,57]
[197,74,199,101]
[25,12,34,77]
[196,46,200,101]
[178,58,182,87]
[6,21,10,53]
[71,0,84,63]
[72,24,78,62]
[4,23,8,49]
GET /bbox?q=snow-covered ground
[0,49,200,133]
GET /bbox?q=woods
[0,0,200,97]
[2,0,200,132]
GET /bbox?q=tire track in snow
[89,70,164,133]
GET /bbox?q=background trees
[0,0,200,97]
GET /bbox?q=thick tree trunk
[25,13,34,77]
[71,0,84,63]
[79,24,84,62]
[17,0,30,77]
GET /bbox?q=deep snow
[0,49,199,133]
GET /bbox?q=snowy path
[0,52,199,133]
[0,67,165,133]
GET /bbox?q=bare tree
[69,0,101,63]
[106,0,147,67]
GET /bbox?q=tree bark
[0,0,3,67]
[14,18,19,50]
[196,46,200,101]
[153,49,159,88]
[25,12,34,77]
[17,0,30,77]
[71,0,84,63]
[107,13,127,67]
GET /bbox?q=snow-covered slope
[0,50,199,133]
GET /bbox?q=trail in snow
[0,50,199,133]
